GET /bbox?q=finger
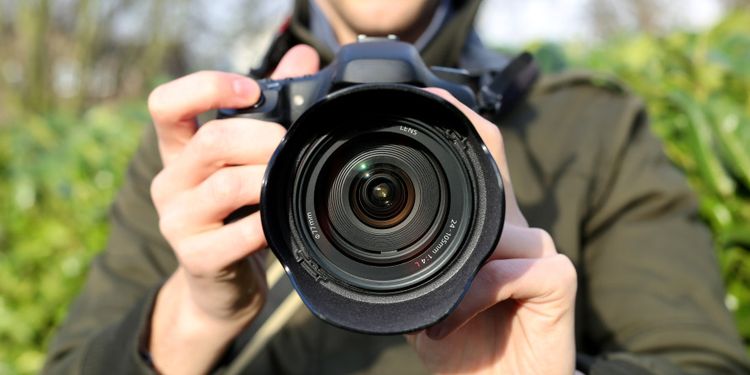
[151,118,285,201]
[148,71,262,164]
[488,225,558,260]
[426,254,577,339]
[158,165,266,237]
[422,87,506,167]
[270,44,320,80]
[173,211,267,278]
[423,87,526,226]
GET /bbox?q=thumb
[270,44,320,79]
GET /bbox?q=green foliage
[531,11,750,346]
[0,105,147,374]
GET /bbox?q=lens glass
[351,165,414,228]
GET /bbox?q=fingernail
[232,78,255,98]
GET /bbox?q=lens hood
[260,84,504,334]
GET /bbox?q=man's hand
[147,45,320,375]
[407,89,578,375]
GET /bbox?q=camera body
[219,38,505,334]
[219,37,480,124]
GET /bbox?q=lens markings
[414,218,460,269]
[306,211,321,240]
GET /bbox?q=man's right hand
[146,45,320,375]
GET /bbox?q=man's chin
[350,23,412,39]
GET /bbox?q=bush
[532,11,750,348]
[0,104,147,374]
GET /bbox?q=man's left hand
[406,89,578,375]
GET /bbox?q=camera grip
[216,79,287,124]
[216,75,324,128]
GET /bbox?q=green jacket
[44,0,749,373]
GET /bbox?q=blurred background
[1,0,750,373]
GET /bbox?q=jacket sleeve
[43,125,176,374]
[579,97,750,374]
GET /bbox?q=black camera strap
[431,51,539,118]
[474,51,539,118]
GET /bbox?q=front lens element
[352,166,414,228]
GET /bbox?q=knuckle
[236,224,254,251]
[173,238,213,277]
[480,260,505,286]
[196,70,224,99]
[550,254,578,296]
[158,212,183,242]
[530,227,556,253]
[259,123,286,159]
[556,254,578,284]
[193,122,229,154]
[237,217,263,251]
[264,122,287,143]
[147,84,169,120]
[207,168,243,202]
[181,253,212,278]
[150,171,169,205]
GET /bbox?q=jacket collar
[252,0,483,76]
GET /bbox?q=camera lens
[260,85,504,334]
[351,165,414,228]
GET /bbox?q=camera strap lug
[476,52,539,118]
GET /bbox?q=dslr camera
[219,37,510,334]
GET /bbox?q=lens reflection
[351,165,414,229]
[370,182,393,207]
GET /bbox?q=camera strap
[474,52,540,118]
[430,51,540,118]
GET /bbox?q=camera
[219,37,506,334]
